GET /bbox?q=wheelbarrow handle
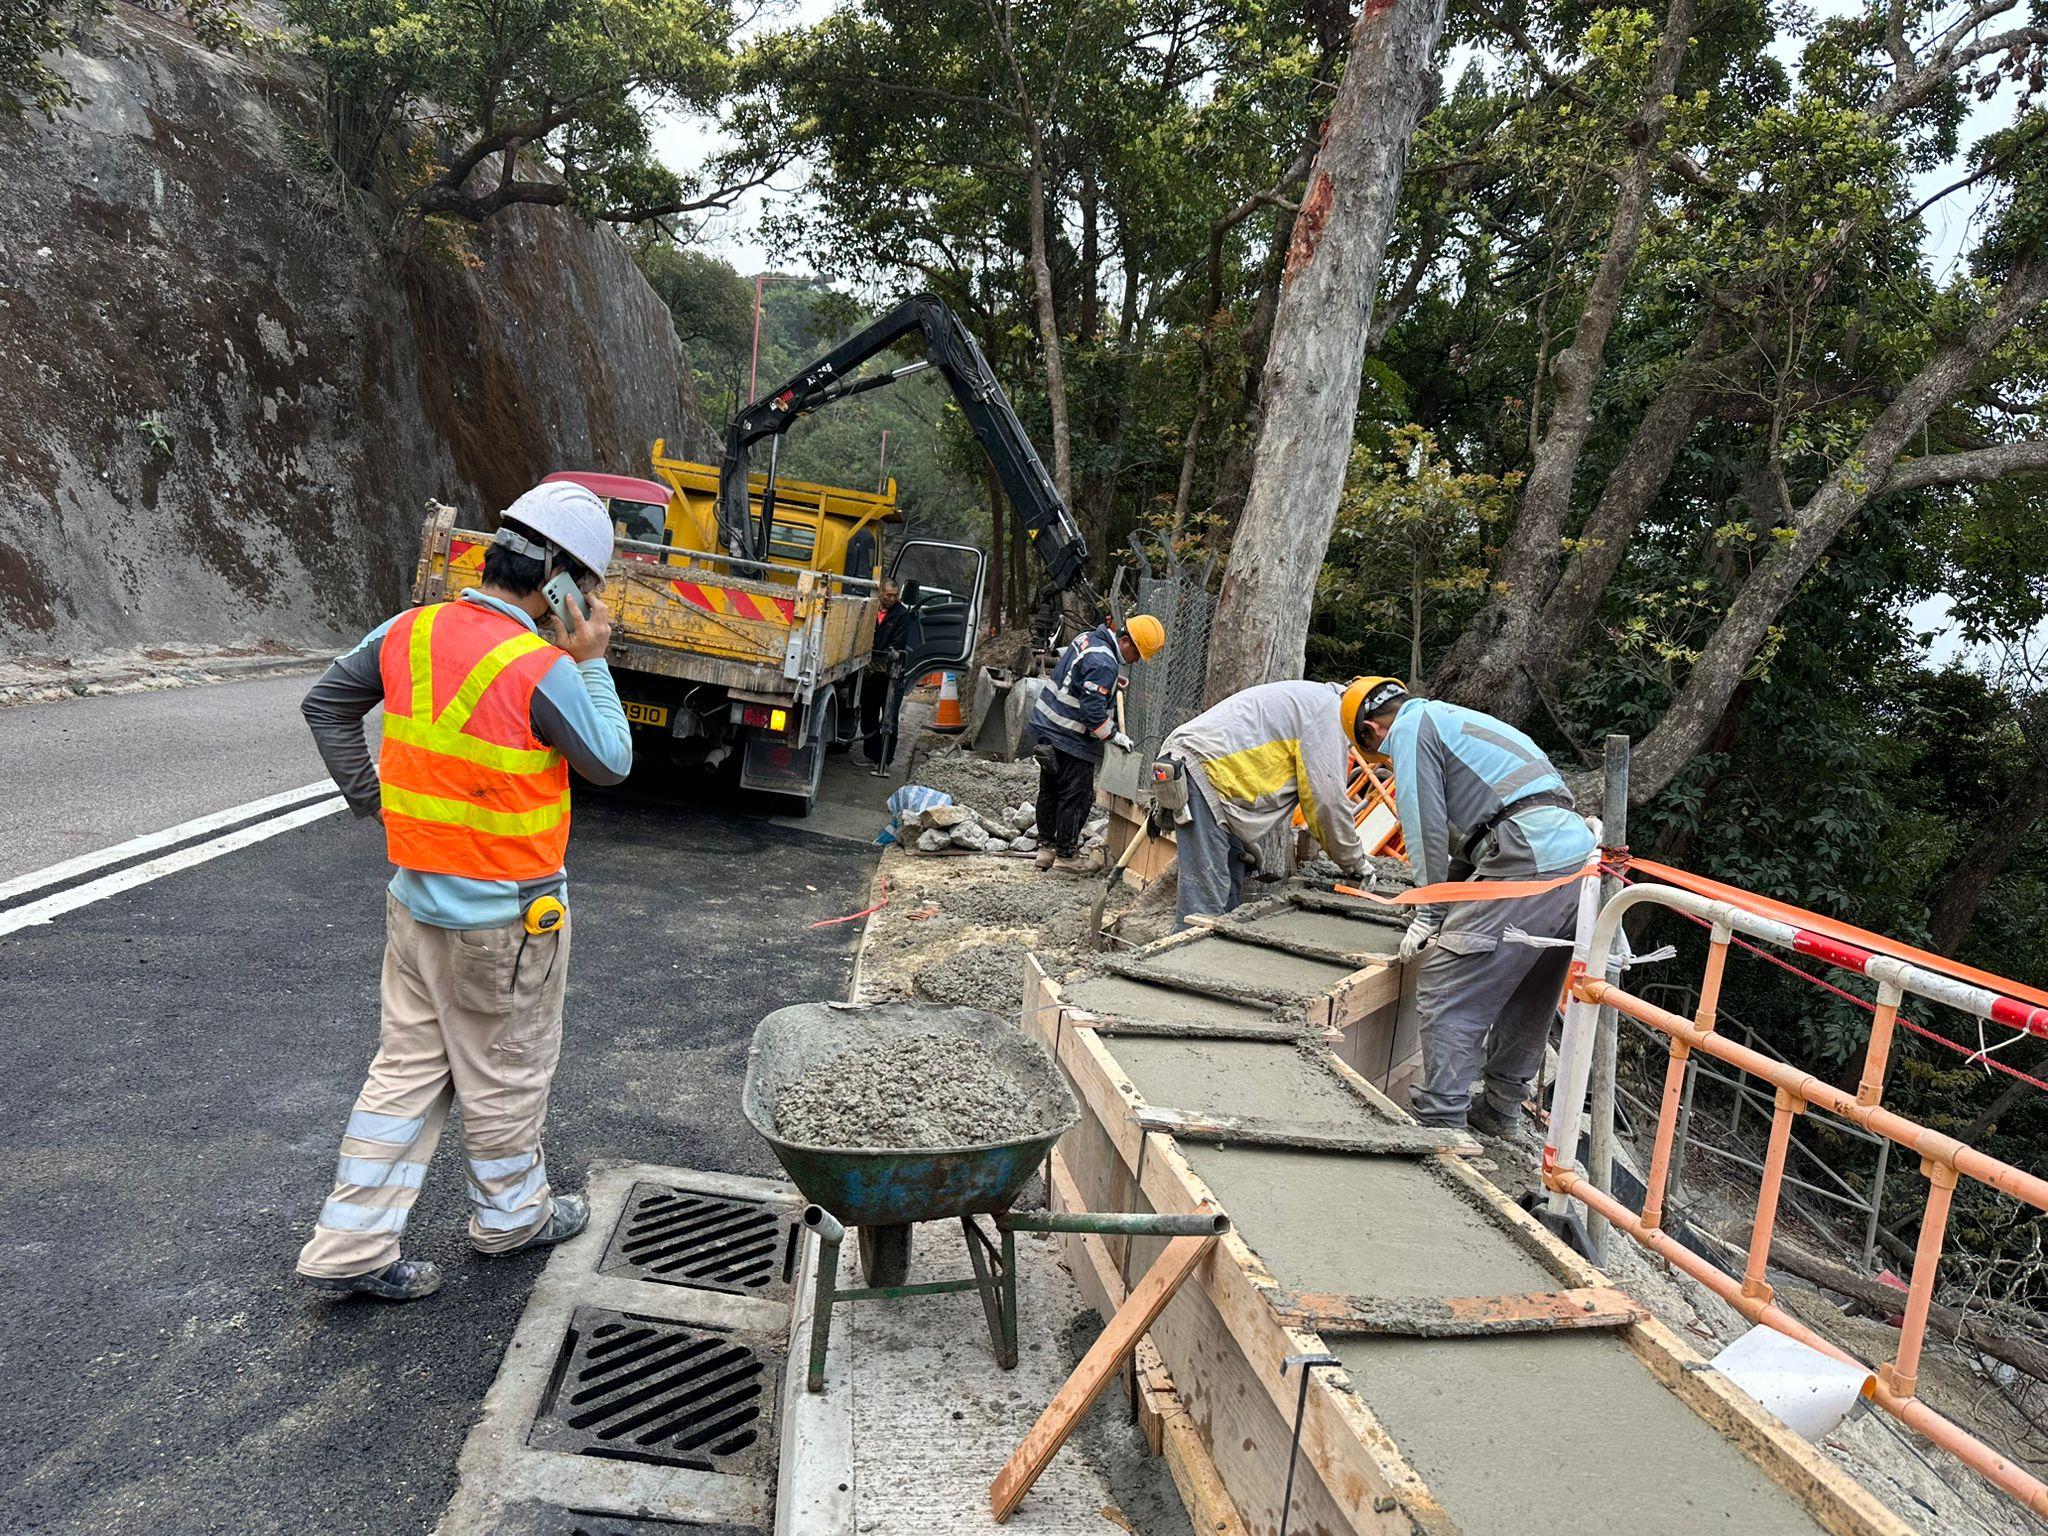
[997,1210,1230,1238]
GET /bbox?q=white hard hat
[497,482,613,577]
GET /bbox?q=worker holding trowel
[1341,677,1595,1142]
[1155,680,1374,930]
[1028,614,1167,873]
[292,482,634,1302]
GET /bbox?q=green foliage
[1,0,101,119]
[1317,426,1521,678]
[287,0,736,222]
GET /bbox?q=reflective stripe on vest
[377,602,570,880]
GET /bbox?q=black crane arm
[717,293,1096,616]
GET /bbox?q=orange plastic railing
[1545,874,2048,1517]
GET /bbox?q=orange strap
[1626,857,2048,1012]
[1333,862,1598,907]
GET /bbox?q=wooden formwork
[1022,945,1914,1536]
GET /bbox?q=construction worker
[1157,680,1373,929]
[1029,615,1166,873]
[294,482,633,1301]
[1342,677,1595,1140]
[862,579,917,776]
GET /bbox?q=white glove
[1399,918,1438,962]
[1109,730,1134,752]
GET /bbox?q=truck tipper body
[409,453,984,813]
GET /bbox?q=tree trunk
[1629,258,2048,802]
[1926,694,2048,952]
[1201,0,1447,702]
[1508,350,1726,710]
[1410,551,1424,683]
[1434,0,1697,708]
[1023,128,1074,506]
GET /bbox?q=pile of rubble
[902,798,1110,856]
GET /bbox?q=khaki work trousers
[297,893,570,1279]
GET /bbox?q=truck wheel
[782,694,832,816]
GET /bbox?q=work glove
[1399,917,1439,962]
[1109,729,1134,752]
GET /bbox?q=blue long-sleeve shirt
[1385,698,1594,906]
[302,589,634,929]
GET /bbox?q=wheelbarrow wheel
[858,1223,912,1287]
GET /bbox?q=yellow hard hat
[1123,614,1166,660]
[1341,676,1410,756]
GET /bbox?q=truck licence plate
[623,700,669,728]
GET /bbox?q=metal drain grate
[597,1182,798,1300]
[491,1504,762,1536]
[528,1306,779,1475]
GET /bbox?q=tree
[290,0,765,224]
[2,0,100,119]
[1404,0,2048,804]
[1201,0,1449,701]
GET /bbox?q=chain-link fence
[1101,535,1216,799]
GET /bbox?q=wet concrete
[1337,1332,1821,1536]
[1241,907,1407,955]
[1135,937,1359,997]
[1109,1038,1377,1129]
[1183,1146,1552,1298]
[1062,974,1281,1030]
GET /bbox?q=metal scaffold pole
[1586,733,1630,1263]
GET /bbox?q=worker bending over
[1028,615,1166,873]
[1343,677,1594,1141]
[294,482,634,1301]
[1157,680,1372,929]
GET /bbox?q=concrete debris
[1008,835,1036,852]
[772,1028,1064,1149]
[920,804,973,829]
[948,822,995,851]
[913,941,1032,1012]
[916,828,951,852]
[911,747,1040,818]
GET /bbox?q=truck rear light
[741,703,792,733]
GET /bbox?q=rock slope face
[0,4,714,661]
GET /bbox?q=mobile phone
[542,572,587,635]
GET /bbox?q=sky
[648,0,2033,669]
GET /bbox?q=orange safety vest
[377,600,570,880]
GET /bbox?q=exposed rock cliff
[0,3,715,665]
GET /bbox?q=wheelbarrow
[742,1001,1078,1290]
[744,1001,1226,1391]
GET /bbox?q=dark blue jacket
[1030,624,1122,763]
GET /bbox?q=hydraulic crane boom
[717,293,1098,625]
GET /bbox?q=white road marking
[0,779,339,904]
[0,796,348,935]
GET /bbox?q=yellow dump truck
[410,450,987,813]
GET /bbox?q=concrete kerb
[775,1230,856,1536]
[433,1160,803,1536]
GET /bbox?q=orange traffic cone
[933,670,965,732]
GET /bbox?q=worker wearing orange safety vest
[294,483,633,1301]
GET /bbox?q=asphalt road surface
[0,671,337,883]
[0,682,884,1535]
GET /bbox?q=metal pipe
[998,1210,1230,1237]
[1587,736,1630,1261]
[804,1205,844,1394]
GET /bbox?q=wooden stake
[989,1231,1217,1522]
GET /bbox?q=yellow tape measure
[523,895,566,936]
